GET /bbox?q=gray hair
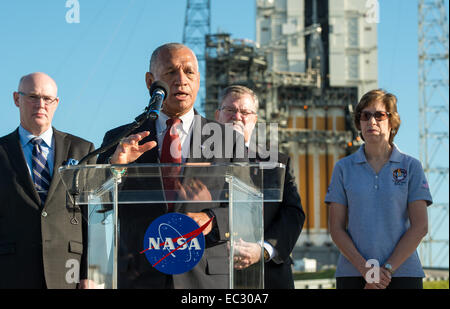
[149,42,194,73]
[218,85,259,111]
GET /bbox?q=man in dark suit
[97,43,246,288]
[0,72,95,288]
[215,85,305,289]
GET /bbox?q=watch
[263,248,270,262]
[383,263,394,275]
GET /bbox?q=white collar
[157,108,195,134]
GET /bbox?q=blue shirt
[18,125,55,181]
[325,144,432,278]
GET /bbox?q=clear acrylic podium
[59,162,285,289]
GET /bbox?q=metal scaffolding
[204,28,361,267]
[418,0,449,267]
[205,33,269,119]
[183,0,211,113]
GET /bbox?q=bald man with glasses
[0,72,95,288]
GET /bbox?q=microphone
[69,80,169,210]
[146,80,169,120]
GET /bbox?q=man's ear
[13,92,20,107]
[214,109,220,121]
[145,72,155,90]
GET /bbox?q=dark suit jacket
[97,112,246,289]
[0,128,95,288]
[257,152,305,289]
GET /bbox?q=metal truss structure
[183,0,211,113]
[418,0,449,267]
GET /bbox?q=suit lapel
[4,129,41,206]
[45,129,69,207]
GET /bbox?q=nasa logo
[140,213,209,275]
[393,168,407,184]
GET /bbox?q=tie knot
[30,137,44,146]
[166,118,182,127]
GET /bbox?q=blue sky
[0,0,448,267]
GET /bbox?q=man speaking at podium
[97,43,245,288]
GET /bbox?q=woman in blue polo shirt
[326,89,432,289]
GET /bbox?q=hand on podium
[233,238,262,270]
[176,178,212,202]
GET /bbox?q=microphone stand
[68,106,160,209]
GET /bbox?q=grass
[423,280,449,289]
[294,269,449,289]
[293,268,336,280]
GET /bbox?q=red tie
[161,118,182,163]
[161,118,182,211]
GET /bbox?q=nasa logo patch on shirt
[392,168,407,185]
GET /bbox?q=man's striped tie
[30,137,52,206]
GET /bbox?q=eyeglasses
[359,111,391,121]
[18,91,58,105]
[219,106,256,117]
